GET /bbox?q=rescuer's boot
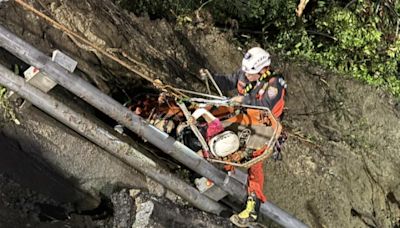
[230,193,260,227]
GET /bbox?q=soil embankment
[0,0,399,227]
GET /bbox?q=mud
[0,0,399,227]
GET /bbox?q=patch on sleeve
[267,86,278,99]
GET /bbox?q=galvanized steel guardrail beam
[0,24,308,228]
[0,64,227,215]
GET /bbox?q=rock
[111,189,135,228]
[132,199,154,228]
[131,192,232,228]
[129,189,141,198]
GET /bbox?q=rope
[14,0,187,98]
[204,69,224,97]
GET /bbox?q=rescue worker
[200,47,286,119]
[200,47,287,226]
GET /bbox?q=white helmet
[208,131,240,157]
[241,47,271,74]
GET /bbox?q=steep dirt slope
[264,63,400,227]
[0,0,399,227]
[0,0,213,95]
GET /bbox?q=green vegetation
[118,0,400,96]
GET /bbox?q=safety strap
[177,102,210,158]
[239,70,273,96]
